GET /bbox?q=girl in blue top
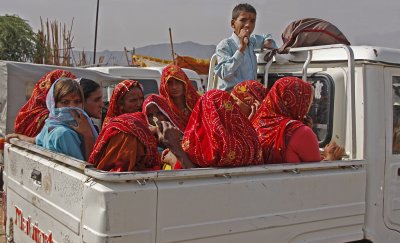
[35,78,98,161]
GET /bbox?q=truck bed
[4,140,366,243]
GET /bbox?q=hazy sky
[2,0,400,51]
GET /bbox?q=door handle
[31,169,42,185]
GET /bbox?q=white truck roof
[87,66,201,81]
[261,45,400,65]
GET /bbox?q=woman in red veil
[159,64,200,127]
[181,90,263,167]
[15,69,76,136]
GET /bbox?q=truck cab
[206,44,400,242]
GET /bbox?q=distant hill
[137,41,216,59]
[73,41,216,66]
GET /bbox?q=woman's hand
[157,121,195,169]
[157,121,181,149]
[248,100,260,120]
[69,110,95,161]
[323,141,345,161]
[5,133,36,144]
[5,133,21,143]
[69,110,94,138]
[161,149,178,168]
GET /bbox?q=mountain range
[74,35,400,67]
[73,41,216,66]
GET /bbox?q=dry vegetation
[34,18,90,66]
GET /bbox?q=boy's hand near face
[239,28,250,53]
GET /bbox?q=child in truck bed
[214,3,276,91]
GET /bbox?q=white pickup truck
[2,44,400,242]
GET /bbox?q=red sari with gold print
[251,77,313,163]
[89,112,160,171]
[159,64,200,126]
[14,69,76,137]
[142,94,186,133]
[231,80,268,107]
[182,90,263,167]
[102,80,143,128]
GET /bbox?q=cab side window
[392,76,400,154]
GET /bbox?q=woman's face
[56,92,83,109]
[146,104,169,126]
[234,98,251,118]
[119,87,144,113]
[167,78,185,98]
[84,88,104,119]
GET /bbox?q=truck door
[384,67,400,232]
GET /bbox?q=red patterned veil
[251,77,313,163]
[15,69,76,136]
[182,90,263,167]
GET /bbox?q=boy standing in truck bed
[214,3,277,91]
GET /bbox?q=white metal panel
[4,143,89,242]
[298,46,400,65]
[144,66,201,81]
[257,46,400,66]
[321,69,347,148]
[87,66,161,79]
[4,141,159,243]
[88,66,204,94]
[81,180,158,243]
[156,166,366,243]
[353,66,365,160]
[361,64,396,242]
[383,66,400,233]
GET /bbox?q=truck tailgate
[4,143,87,242]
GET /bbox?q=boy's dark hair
[232,3,257,20]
